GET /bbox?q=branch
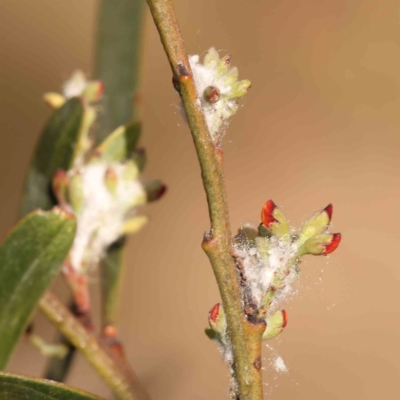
[39,291,150,400]
[145,1,265,399]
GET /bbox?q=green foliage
[95,0,146,335]
[20,98,84,216]
[0,209,76,368]
[100,240,125,329]
[93,121,141,163]
[95,0,146,141]
[0,372,103,399]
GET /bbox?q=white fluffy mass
[189,54,238,140]
[69,163,145,273]
[235,237,298,308]
[273,356,288,373]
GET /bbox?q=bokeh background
[1,0,400,399]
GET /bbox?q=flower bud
[262,310,287,340]
[260,200,290,239]
[203,47,220,68]
[123,160,140,182]
[43,92,66,109]
[52,169,69,208]
[121,215,148,235]
[226,80,251,99]
[298,233,341,256]
[144,180,167,203]
[82,81,104,103]
[216,54,231,77]
[208,303,227,336]
[298,204,332,245]
[221,66,239,86]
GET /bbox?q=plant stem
[39,291,150,400]
[45,0,147,382]
[145,1,265,399]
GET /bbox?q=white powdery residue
[188,54,233,139]
[267,237,297,271]
[236,245,272,307]
[273,356,288,373]
[70,163,145,273]
[222,341,234,365]
[236,237,298,307]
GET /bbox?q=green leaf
[0,209,76,369]
[94,0,146,362]
[131,148,147,172]
[100,240,126,329]
[0,372,103,399]
[93,122,141,162]
[20,98,84,216]
[95,0,146,141]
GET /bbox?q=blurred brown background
[1,0,400,399]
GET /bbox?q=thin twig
[145,1,265,399]
[39,291,150,400]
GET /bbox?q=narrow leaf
[93,122,141,162]
[95,0,146,141]
[0,209,76,368]
[0,372,103,400]
[100,240,125,330]
[20,98,84,216]
[94,0,146,354]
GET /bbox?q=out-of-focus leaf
[95,0,146,141]
[94,0,146,346]
[0,372,103,399]
[93,122,141,162]
[0,209,76,368]
[132,148,147,172]
[100,240,125,330]
[20,98,84,216]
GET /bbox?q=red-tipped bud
[209,303,220,323]
[322,233,341,255]
[298,204,334,244]
[262,309,287,340]
[299,233,342,256]
[260,200,290,239]
[144,180,167,203]
[217,54,232,76]
[324,203,333,222]
[208,303,227,336]
[82,80,104,102]
[261,200,278,228]
[281,309,288,328]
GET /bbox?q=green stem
[39,291,150,400]
[145,1,265,399]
